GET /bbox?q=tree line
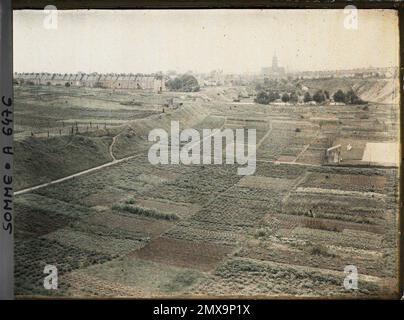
[255,88,366,105]
[166,74,200,92]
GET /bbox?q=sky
[13,9,399,74]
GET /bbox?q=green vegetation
[333,89,367,104]
[254,91,280,104]
[312,90,326,104]
[166,74,200,92]
[304,91,312,103]
[14,135,112,190]
[112,203,180,221]
[308,244,335,258]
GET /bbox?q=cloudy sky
[13,9,399,74]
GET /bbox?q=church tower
[272,52,279,71]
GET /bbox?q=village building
[14,72,166,93]
[325,144,342,163]
[261,53,286,79]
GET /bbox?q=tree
[333,89,345,103]
[304,92,312,103]
[255,91,270,104]
[166,74,200,92]
[313,90,326,104]
[345,89,366,104]
[289,92,299,104]
[281,93,290,103]
[65,82,70,87]
[345,89,356,104]
[268,91,278,102]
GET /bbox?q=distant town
[14,54,397,91]
[13,54,397,109]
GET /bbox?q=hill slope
[302,78,398,104]
[15,135,113,190]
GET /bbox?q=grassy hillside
[113,103,211,159]
[15,134,113,190]
[301,78,398,104]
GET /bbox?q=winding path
[15,132,136,196]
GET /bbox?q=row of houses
[14,73,166,92]
[291,67,398,80]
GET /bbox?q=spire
[272,51,278,70]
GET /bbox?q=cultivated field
[14,82,400,298]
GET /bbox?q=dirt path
[109,132,122,161]
[15,154,140,196]
[293,144,310,163]
[257,120,272,149]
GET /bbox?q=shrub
[303,92,312,103]
[313,90,326,104]
[112,203,179,221]
[281,93,290,103]
[309,244,335,257]
[166,74,200,92]
[333,89,345,103]
[255,91,270,104]
[345,89,367,105]
[289,92,299,104]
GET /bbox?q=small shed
[326,144,341,163]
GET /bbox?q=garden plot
[145,165,242,206]
[301,172,387,193]
[332,138,368,162]
[296,148,324,165]
[271,120,319,132]
[63,256,206,297]
[15,237,112,296]
[45,228,146,256]
[136,164,186,182]
[164,220,247,245]
[295,187,385,200]
[193,199,271,227]
[257,127,316,161]
[15,193,94,238]
[276,155,297,162]
[134,198,201,219]
[283,191,386,224]
[84,210,174,238]
[255,161,306,179]
[192,182,283,227]
[236,176,295,191]
[276,227,383,251]
[81,189,127,208]
[63,272,147,297]
[190,257,388,297]
[222,118,270,144]
[235,238,392,278]
[131,237,234,271]
[263,213,385,234]
[34,156,165,204]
